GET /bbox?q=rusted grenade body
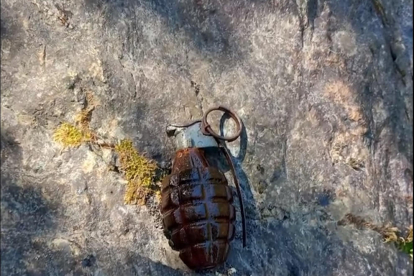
[160,113,245,270]
[161,147,235,270]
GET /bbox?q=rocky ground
[1,0,413,275]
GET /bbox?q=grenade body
[160,147,235,270]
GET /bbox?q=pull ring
[201,106,242,142]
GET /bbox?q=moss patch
[339,213,413,259]
[385,226,413,259]
[53,94,161,206]
[53,92,96,148]
[53,123,91,147]
[115,139,158,205]
[75,108,93,130]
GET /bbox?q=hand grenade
[160,106,246,270]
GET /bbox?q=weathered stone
[1,0,412,275]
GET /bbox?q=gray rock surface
[1,0,413,275]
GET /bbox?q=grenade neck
[167,122,219,150]
[172,148,209,174]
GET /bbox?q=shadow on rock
[88,249,184,276]
[83,0,245,66]
[1,133,58,275]
[0,131,183,275]
[1,129,22,167]
[218,112,260,221]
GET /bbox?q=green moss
[53,123,91,147]
[400,240,413,258]
[340,214,412,259]
[115,139,158,205]
[382,225,413,259]
[54,117,160,205]
[393,226,412,259]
